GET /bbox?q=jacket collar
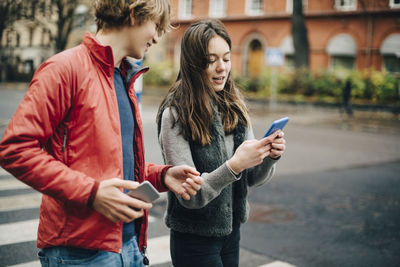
[83,32,114,76]
[83,32,149,84]
[120,58,149,86]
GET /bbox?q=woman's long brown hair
[157,19,250,146]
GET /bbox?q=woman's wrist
[226,159,241,175]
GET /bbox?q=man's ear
[129,13,135,26]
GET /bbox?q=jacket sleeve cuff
[161,165,173,191]
[87,180,100,207]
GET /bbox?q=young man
[0,0,202,266]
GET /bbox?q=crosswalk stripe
[258,261,296,267]
[0,217,158,247]
[0,193,42,212]
[0,219,38,246]
[147,235,171,265]
[5,234,170,267]
[8,261,41,267]
[0,168,10,176]
[0,178,30,190]
[6,234,170,267]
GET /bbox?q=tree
[0,0,79,81]
[291,0,309,68]
[0,0,24,48]
[52,0,79,52]
[1,0,79,51]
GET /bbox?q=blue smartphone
[263,117,289,138]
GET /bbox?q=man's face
[127,19,160,59]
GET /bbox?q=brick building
[165,0,400,76]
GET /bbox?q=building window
[16,33,20,47]
[280,36,294,68]
[326,34,357,70]
[383,56,400,73]
[179,0,192,19]
[331,56,355,70]
[285,55,295,68]
[246,0,263,16]
[335,0,357,11]
[209,0,226,17]
[390,0,400,8]
[286,0,308,14]
[6,30,13,47]
[75,4,88,29]
[380,34,400,73]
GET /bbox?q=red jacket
[0,32,169,253]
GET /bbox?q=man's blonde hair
[94,0,172,35]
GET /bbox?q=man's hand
[92,178,152,223]
[164,165,203,200]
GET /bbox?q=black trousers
[170,226,240,267]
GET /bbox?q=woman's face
[205,35,231,92]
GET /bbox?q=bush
[237,67,399,106]
[368,70,398,104]
[142,61,177,87]
[145,61,400,106]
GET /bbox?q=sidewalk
[142,86,400,135]
[0,82,29,91]
[2,82,400,135]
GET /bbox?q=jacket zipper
[142,245,149,265]
[61,128,68,164]
[61,128,67,152]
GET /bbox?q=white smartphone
[127,181,160,203]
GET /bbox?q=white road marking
[258,260,296,267]
[147,235,171,265]
[0,193,42,212]
[8,261,41,267]
[0,217,158,246]
[0,178,30,190]
[0,219,38,246]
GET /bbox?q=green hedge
[143,61,399,106]
[235,68,400,106]
[143,61,177,87]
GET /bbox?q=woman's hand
[269,131,286,159]
[227,130,281,174]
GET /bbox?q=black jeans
[170,226,240,267]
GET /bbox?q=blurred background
[1,1,400,267]
[1,0,400,109]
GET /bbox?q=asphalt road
[243,161,400,267]
[141,89,400,267]
[1,84,400,266]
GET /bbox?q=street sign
[266,48,284,67]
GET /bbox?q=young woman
[156,19,286,267]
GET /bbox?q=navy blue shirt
[114,67,136,241]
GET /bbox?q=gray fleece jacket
[159,107,278,236]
